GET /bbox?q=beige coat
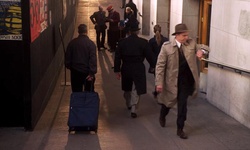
[155,39,208,107]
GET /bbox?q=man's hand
[148,67,155,74]
[115,72,121,80]
[156,85,163,93]
[196,50,203,59]
[86,75,94,81]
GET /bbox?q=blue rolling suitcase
[68,91,100,133]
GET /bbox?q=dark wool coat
[148,35,169,60]
[124,1,137,19]
[90,10,107,31]
[114,34,156,95]
[107,10,120,31]
[65,35,97,75]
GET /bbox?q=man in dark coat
[90,6,107,51]
[106,5,120,52]
[65,24,97,92]
[124,0,137,19]
[114,23,156,118]
[123,6,138,36]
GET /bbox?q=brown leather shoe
[177,129,188,139]
[131,113,137,118]
[159,117,165,127]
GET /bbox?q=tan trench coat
[155,39,208,108]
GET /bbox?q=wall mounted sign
[0,0,22,40]
[30,0,48,42]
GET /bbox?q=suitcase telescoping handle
[85,76,95,92]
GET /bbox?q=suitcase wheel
[68,127,74,133]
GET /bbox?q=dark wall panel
[0,41,25,126]
[28,0,77,130]
[0,0,78,129]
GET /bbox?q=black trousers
[176,86,192,129]
[70,68,95,92]
[107,30,120,50]
[96,29,106,49]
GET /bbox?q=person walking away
[106,5,120,52]
[155,23,209,139]
[65,24,97,92]
[90,6,107,51]
[123,7,138,36]
[148,24,169,98]
[114,23,156,118]
[124,0,137,19]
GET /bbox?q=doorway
[198,0,212,73]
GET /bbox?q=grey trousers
[123,84,140,113]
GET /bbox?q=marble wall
[182,0,199,40]
[169,0,183,41]
[207,0,250,128]
[157,0,169,38]
[145,0,169,37]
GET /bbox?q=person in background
[148,24,169,98]
[90,6,107,51]
[123,7,138,36]
[106,5,120,52]
[124,0,137,19]
[65,24,97,92]
[155,23,209,139]
[114,23,156,118]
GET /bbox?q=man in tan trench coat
[155,23,209,139]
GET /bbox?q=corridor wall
[0,0,78,130]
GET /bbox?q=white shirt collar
[175,39,181,48]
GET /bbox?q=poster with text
[0,0,22,40]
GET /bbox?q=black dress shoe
[177,129,188,139]
[131,113,137,118]
[152,91,158,98]
[159,117,166,127]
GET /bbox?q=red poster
[30,0,48,42]
[30,0,40,42]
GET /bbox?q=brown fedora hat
[172,23,190,35]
